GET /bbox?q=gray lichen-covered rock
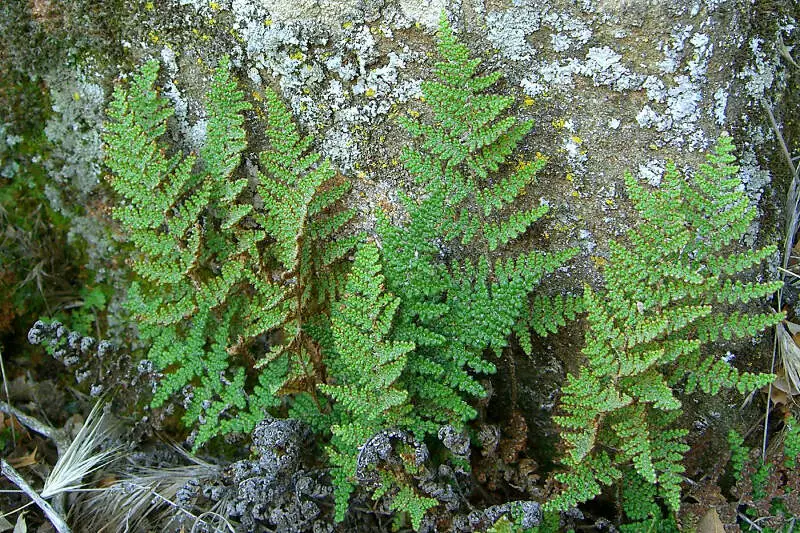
[10,0,791,306]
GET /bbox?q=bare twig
[0,460,71,533]
[763,101,796,179]
[0,401,68,456]
[0,348,15,447]
[761,99,800,460]
[777,266,800,280]
[737,511,764,532]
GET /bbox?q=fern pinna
[104,58,354,448]
[548,135,784,516]
[378,14,578,436]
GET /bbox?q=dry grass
[74,447,232,533]
[41,401,122,498]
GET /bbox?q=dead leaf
[777,322,800,394]
[773,370,800,395]
[8,447,37,469]
[697,508,725,533]
[771,386,791,407]
[12,512,25,533]
[96,475,118,488]
[765,368,800,406]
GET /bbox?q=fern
[105,58,275,448]
[251,86,358,391]
[379,13,577,438]
[784,415,800,468]
[727,430,749,481]
[315,241,415,521]
[389,484,438,531]
[548,134,783,512]
[104,59,355,449]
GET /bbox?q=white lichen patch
[44,65,105,198]
[739,37,776,100]
[173,0,426,172]
[637,159,666,187]
[712,86,728,125]
[486,6,541,61]
[632,26,716,149]
[258,0,360,23]
[580,46,643,91]
[398,0,449,30]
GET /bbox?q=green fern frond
[379,15,576,440]
[254,87,357,375]
[551,134,783,512]
[316,241,415,521]
[389,484,438,531]
[105,59,350,448]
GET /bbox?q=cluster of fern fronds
[548,134,784,520]
[104,56,356,448]
[100,14,782,531]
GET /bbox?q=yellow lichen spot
[209,1,220,10]
[565,173,574,182]
[379,136,385,143]
[252,91,262,101]
[515,160,530,171]
[605,198,615,206]
[649,143,658,150]
[571,135,582,145]
[289,51,304,61]
[571,190,580,198]
[145,1,154,10]
[391,158,398,166]
[207,17,216,26]
[148,31,159,44]
[72,92,81,102]
[196,57,204,65]
[408,110,420,118]
[365,88,376,98]
[524,97,535,107]
[264,18,272,26]
[591,256,608,268]
[342,21,353,29]
[543,231,550,239]
[553,222,570,233]
[201,34,210,42]
[552,118,566,130]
